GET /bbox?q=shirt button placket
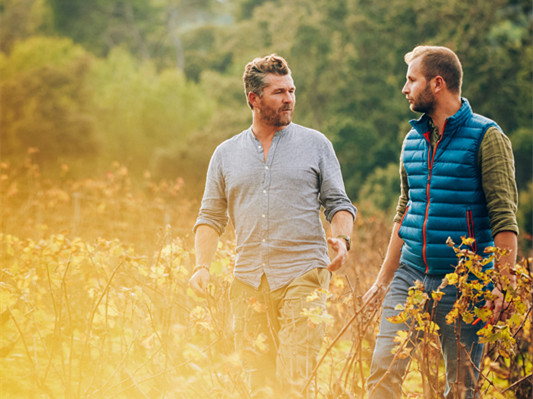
[262,163,270,272]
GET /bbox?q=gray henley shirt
[194,122,356,290]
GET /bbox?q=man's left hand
[327,237,349,272]
[486,287,514,323]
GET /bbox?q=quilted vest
[398,99,497,274]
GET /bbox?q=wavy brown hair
[243,54,291,109]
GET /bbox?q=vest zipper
[422,121,447,273]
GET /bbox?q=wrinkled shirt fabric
[194,123,356,290]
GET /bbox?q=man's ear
[433,75,446,94]
[248,91,260,108]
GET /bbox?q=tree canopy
[1,0,531,205]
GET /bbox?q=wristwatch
[336,235,351,251]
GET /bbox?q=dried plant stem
[77,260,124,398]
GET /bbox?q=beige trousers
[229,267,331,397]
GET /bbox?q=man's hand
[326,236,349,272]
[485,286,513,323]
[363,283,388,313]
[188,268,210,297]
[487,231,518,322]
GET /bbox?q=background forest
[1,0,532,228]
[1,1,532,398]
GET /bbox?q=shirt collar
[409,98,472,137]
[248,122,293,141]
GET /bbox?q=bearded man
[364,45,518,399]
[189,54,356,396]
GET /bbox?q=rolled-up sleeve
[193,148,229,235]
[480,127,519,236]
[318,139,357,222]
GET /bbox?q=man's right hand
[362,283,388,312]
[189,268,210,297]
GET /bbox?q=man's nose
[283,92,294,103]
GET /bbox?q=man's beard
[259,104,293,127]
[412,84,435,115]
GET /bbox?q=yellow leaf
[462,312,474,324]
[332,275,345,289]
[431,290,444,301]
[445,272,458,285]
[446,307,459,324]
[246,296,266,313]
[462,236,476,246]
[252,333,268,353]
[301,306,334,326]
[306,289,321,302]
[474,306,492,323]
[388,313,408,324]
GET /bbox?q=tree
[2,0,530,208]
[47,0,157,59]
[87,47,216,176]
[0,37,97,168]
[0,0,53,52]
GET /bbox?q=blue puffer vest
[398,98,498,274]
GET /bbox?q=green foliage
[510,127,533,192]
[0,0,53,52]
[88,47,216,176]
[0,36,216,179]
[358,162,401,216]
[0,35,87,78]
[463,2,532,133]
[1,0,531,241]
[47,0,160,58]
[0,37,97,166]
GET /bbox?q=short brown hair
[243,54,291,109]
[405,46,463,94]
